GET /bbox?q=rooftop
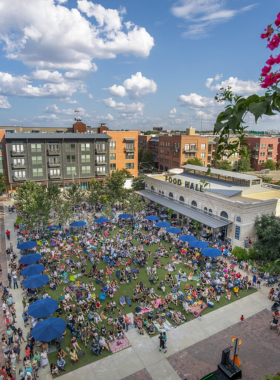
[182,164,259,181]
[5,132,111,140]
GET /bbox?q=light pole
[200,106,204,132]
[72,172,76,183]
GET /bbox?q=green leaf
[217,107,232,122]
[233,106,247,122]
[264,104,276,116]
[214,121,226,132]
[247,94,260,103]
[248,101,268,122]
[228,116,239,132]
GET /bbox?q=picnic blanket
[130,268,139,274]
[175,275,188,282]
[154,320,175,332]
[189,302,208,318]
[141,307,153,314]
[108,335,130,353]
[151,299,161,308]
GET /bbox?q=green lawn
[42,226,256,375]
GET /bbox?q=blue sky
[0,0,279,131]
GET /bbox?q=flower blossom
[261,65,272,76]
[267,34,280,50]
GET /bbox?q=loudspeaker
[218,362,242,379]
[221,348,230,365]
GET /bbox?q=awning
[124,138,136,141]
[137,190,233,229]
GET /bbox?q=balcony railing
[95,148,107,153]
[11,149,25,157]
[124,146,135,152]
[12,162,26,169]
[267,147,274,152]
[47,149,60,155]
[95,171,107,176]
[171,148,180,152]
[12,175,26,182]
[48,162,61,168]
[49,174,61,179]
[253,155,259,159]
[253,146,259,151]
[95,161,107,165]
[184,148,198,152]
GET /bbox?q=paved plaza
[0,201,278,380]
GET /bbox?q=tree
[138,148,144,163]
[47,184,61,208]
[185,157,203,166]
[258,175,273,183]
[131,175,145,191]
[87,179,104,206]
[254,214,280,261]
[264,159,276,170]
[216,160,232,171]
[0,173,8,194]
[237,146,252,172]
[64,183,85,206]
[141,149,154,167]
[102,202,114,219]
[105,170,127,203]
[119,168,133,178]
[124,193,144,215]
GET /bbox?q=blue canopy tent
[155,221,170,228]
[28,299,58,318]
[94,217,109,223]
[118,214,132,219]
[17,241,37,250]
[22,274,49,289]
[201,248,222,258]
[189,240,208,249]
[145,215,159,221]
[178,235,196,242]
[166,227,182,234]
[31,317,66,342]
[19,253,42,265]
[70,221,86,227]
[21,264,45,277]
[46,225,60,230]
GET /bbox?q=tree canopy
[131,175,145,191]
[216,160,232,171]
[264,159,276,170]
[237,146,252,172]
[0,173,8,194]
[254,214,280,261]
[185,157,203,166]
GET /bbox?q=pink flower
[266,55,275,65]
[275,13,280,27]
[261,25,274,39]
[261,73,274,88]
[261,65,272,76]
[274,54,280,64]
[267,34,280,50]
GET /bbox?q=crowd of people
[0,201,267,379]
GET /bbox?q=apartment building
[244,137,278,170]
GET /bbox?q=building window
[201,144,206,150]
[66,166,76,175]
[32,168,43,177]
[81,154,90,163]
[31,144,42,153]
[259,160,265,163]
[110,163,116,171]
[110,153,116,160]
[236,216,242,222]
[179,196,184,203]
[31,156,42,165]
[96,166,106,174]
[66,155,76,163]
[209,209,212,214]
[82,166,91,174]
[125,143,134,151]
[49,169,60,176]
[151,186,155,191]
[110,141,116,150]
[13,158,25,167]
[48,143,59,152]
[49,157,60,164]
[65,143,75,151]
[191,200,197,208]
[220,211,228,219]
[96,155,106,163]
[81,143,90,151]
[96,143,106,152]
[14,170,25,178]
[260,144,266,149]
[169,192,173,198]
[126,152,134,159]
[125,163,134,170]
[201,153,205,158]
[204,207,208,213]
[12,144,24,152]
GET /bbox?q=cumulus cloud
[96,113,114,121]
[29,70,64,83]
[44,104,87,115]
[170,107,177,114]
[0,96,11,109]
[205,78,214,88]
[103,97,144,115]
[88,94,94,99]
[34,114,60,121]
[171,0,256,38]
[178,93,215,108]
[210,76,261,94]
[0,0,154,72]
[105,72,157,99]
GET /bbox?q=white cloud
[0,96,11,109]
[106,85,127,97]
[103,97,144,115]
[171,0,256,38]
[63,98,78,104]
[29,70,64,83]
[34,114,60,121]
[123,72,157,99]
[0,72,78,99]
[170,108,177,114]
[178,93,215,108]
[88,94,94,99]
[64,67,97,79]
[0,0,154,72]
[56,0,68,3]
[205,78,213,88]
[96,113,114,121]
[44,104,87,115]
[215,73,222,81]
[210,77,261,94]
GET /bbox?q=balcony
[12,175,26,182]
[95,148,107,154]
[268,146,274,152]
[267,154,273,158]
[184,148,198,153]
[124,146,135,152]
[48,162,61,168]
[95,171,107,176]
[253,146,259,151]
[171,148,180,152]
[95,161,107,165]
[49,173,61,179]
[253,155,259,159]
[11,149,25,157]
[47,149,60,155]
[12,162,26,169]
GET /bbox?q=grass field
[42,226,256,375]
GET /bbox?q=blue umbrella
[19,253,42,265]
[160,214,168,218]
[31,317,66,342]
[17,241,37,250]
[155,221,170,228]
[46,225,60,230]
[189,240,209,249]
[118,214,132,219]
[201,248,222,258]
[70,221,86,227]
[166,227,182,234]
[22,274,49,289]
[28,299,58,318]
[179,235,196,242]
[94,217,109,223]
[21,264,45,277]
[145,215,159,221]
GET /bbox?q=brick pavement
[167,309,279,380]
[122,368,153,380]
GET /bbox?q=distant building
[244,136,278,170]
[153,127,162,131]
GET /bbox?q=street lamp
[200,106,204,132]
[72,172,76,183]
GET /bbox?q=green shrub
[248,248,260,260]
[232,247,248,261]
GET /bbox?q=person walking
[5,230,10,241]
[13,276,18,289]
[159,332,166,353]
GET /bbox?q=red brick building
[244,137,279,170]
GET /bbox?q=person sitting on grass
[70,347,79,363]
[90,340,101,356]
[51,363,60,376]
[70,336,82,352]
[119,296,126,308]
[99,336,111,352]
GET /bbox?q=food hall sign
[165,176,204,192]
